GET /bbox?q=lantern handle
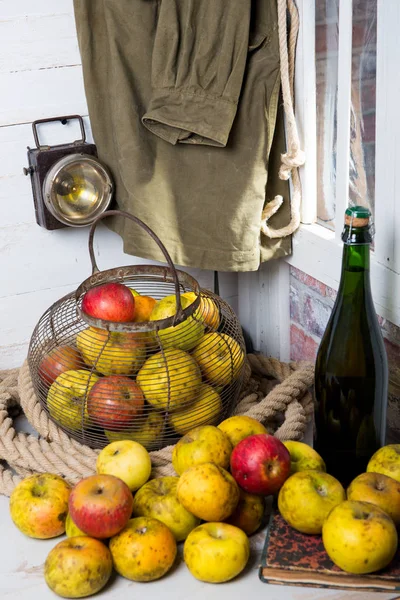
[87,210,185,323]
[32,115,86,149]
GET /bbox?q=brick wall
[290,266,400,443]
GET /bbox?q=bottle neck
[341,243,370,273]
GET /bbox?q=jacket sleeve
[142,0,252,147]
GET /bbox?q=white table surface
[0,419,398,599]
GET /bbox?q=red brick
[290,324,320,363]
[290,267,327,297]
[316,23,339,55]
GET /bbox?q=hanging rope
[0,356,314,496]
[261,0,305,239]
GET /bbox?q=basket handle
[87,210,184,322]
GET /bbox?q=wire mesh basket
[27,211,246,450]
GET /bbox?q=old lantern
[23,115,113,230]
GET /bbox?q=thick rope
[261,0,305,239]
[0,355,314,496]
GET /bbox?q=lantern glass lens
[44,155,112,226]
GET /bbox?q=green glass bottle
[314,206,388,486]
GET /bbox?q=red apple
[68,474,133,539]
[87,375,145,430]
[38,345,82,386]
[82,282,135,322]
[230,434,291,496]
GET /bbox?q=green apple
[96,440,152,492]
[132,476,200,541]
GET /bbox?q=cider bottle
[314,206,388,485]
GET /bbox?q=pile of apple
[38,282,245,443]
[9,415,289,598]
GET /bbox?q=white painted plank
[0,65,88,126]
[334,0,353,238]
[0,117,93,177]
[0,0,73,19]
[238,271,261,351]
[0,14,80,73]
[374,0,400,274]
[295,0,317,225]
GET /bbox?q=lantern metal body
[24,115,113,230]
[27,211,246,450]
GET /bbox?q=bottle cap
[344,205,371,228]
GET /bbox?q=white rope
[261,0,305,239]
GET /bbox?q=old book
[259,509,400,592]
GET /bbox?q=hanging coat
[73,0,291,272]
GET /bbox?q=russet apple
[192,332,245,386]
[87,375,144,430]
[96,440,152,492]
[109,516,177,582]
[77,327,147,376]
[132,476,200,541]
[45,536,113,598]
[283,440,326,475]
[38,345,82,387]
[278,470,346,534]
[218,415,268,447]
[68,474,133,539]
[172,425,232,475]
[177,462,240,521]
[230,433,291,495]
[10,473,70,539]
[169,383,222,434]
[137,347,202,411]
[184,522,250,583]
[323,500,398,574]
[182,291,220,331]
[105,410,165,449]
[46,369,99,431]
[65,512,86,538]
[367,444,400,482]
[149,294,205,351]
[82,282,135,322]
[347,471,400,525]
[225,489,265,535]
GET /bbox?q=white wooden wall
[0,0,238,369]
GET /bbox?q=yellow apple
[129,288,140,297]
[137,347,202,411]
[172,425,232,475]
[184,522,250,583]
[105,411,165,449]
[109,517,177,582]
[182,291,220,331]
[132,476,200,541]
[347,471,400,525]
[47,369,99,431]
[45,536,113,597]
[283,440,326,475]
[278,471,346,534]
[192,332,245,386]
[96,440,152,492]
[65,512,86,538]
[76,326,146,376]
[224,489,265,535]
[218,415,268,447]
[323,500,398,574]
[10,473,71,539]
[177,462,239,521]
[149,294,204,351]
[367,444,400,482]
[169,384,222,434]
